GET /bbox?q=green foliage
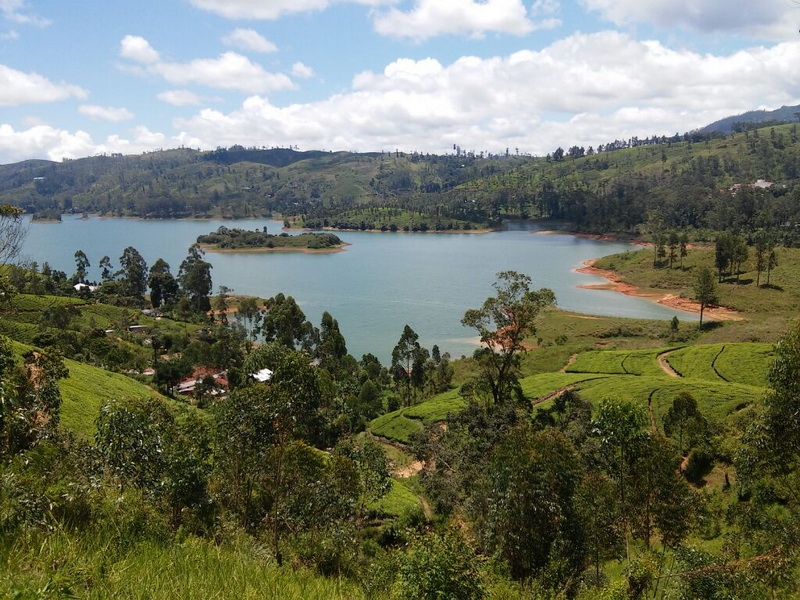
[394,529,485,600]
[462,271,555,404]
[197,226,343,251]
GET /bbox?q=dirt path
[393,460,423,478]
[576,260,743,321]
[657,350,681,378]
[560,354,578,373]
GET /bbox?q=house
[176,367,229,397]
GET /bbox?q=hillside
[699,103,800,135]
[2,120,800,237]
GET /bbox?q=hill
[699,103,800,135]
[1,118,799,236]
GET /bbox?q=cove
[20,216,695,364]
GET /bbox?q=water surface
[21,217,694,363]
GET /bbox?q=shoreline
[576,259,742,321]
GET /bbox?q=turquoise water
[20,216,694,363]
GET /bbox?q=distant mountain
[699,104,800,135]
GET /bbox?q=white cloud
[79,104,134,122]
[222,28,277,53]
[0,0,50,26]
[291,62,314,79]
[0,64,87,106]
[188,0,390,20]
[582,0,797,40]
[0,123,95,163]
[5,32,800,164]
[120,35,160,64]
[171,33,800,156]
[119,36,294,94]
[158,89,201,106]
[153,52,294,94]
[372,0,559,41]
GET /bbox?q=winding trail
[657,350,681,378]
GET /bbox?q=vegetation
[6,119,800,597]
[197,226,343,251]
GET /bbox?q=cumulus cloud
[0,64,87,106]
[171,33,800,156]
[222,28,277,53]
[582,0,797,40]
[78,104,134,122]
[0,123,95,163]
[118,37,294,94]
[157,89,201,106]
[153,52,294,93]
[372,0,559,40]
[5,32,800,163]
[291,62,314,79]
[120,35,160,64]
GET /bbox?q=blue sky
[1,0,799,163]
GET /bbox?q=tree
[118,246,148,299]
[693,267,717,326]
[147,258,179,308]
[73,250,90,283]
[667,230,679,269]
[317,311,347,368]
[391,324,423,405]
[237,296,262,341]
[679,231,689,269]
[0,204,27,265]
[662,391,707,455]
[461,271,555,404]
[472,426,586,584]
[260,293,316,351]
[99,255,114,282]
[178,244,213,313]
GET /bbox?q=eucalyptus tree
[461,271,554,404]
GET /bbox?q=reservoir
[20,216,694,363]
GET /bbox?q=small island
[196,226,345,252]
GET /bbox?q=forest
[2,119,800,598]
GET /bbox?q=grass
[59,358,168,440]
[665,343,774,387]
[593,245,800,343]
[566,347,673,376]
[575,375,762,425]
[1,531,366,600]
[371,479,424,518]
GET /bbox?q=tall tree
[0,204,26,265]
[73,250,90,283]
[693,267,717,326]
[461,271,555,404]
[391,324,423,405]
[178,244,213,313]
[118,246,148,299]
[147,258,179,308]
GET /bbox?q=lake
[20,216,694,363]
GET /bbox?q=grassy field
[59,358,169,440]
[592,245,800,344]
[665,343,774,387]
[566,347,674,376]
[1,531,367,600]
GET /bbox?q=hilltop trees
[462,271,555,404]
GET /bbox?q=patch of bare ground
[560,354,578,373]
[657,350,681,378]
[394,460,423,478]
[576,259,743,321]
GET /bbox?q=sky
[1,0,800,164]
